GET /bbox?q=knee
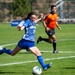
[53,40,57,43]
[49,39,57,43]
[49,39,53,43]
[53,37,57,41]
[11,53,16,56]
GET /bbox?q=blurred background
[0,0,75,23]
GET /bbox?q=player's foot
[0,48,6,55]
[53,50,58,53]
[37,36,42,44]
[43,62,52,71]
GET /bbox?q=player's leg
[37,30,50,44]
[0,47,12,55]
[11,45,22,56]
[29,47,52,70]
[37,36,50,44]
[37,29,55,44]
[37,35,53,44]
[11,39,27,55]
[51,34,58,53]
[0,45,22,55]
[0,39,24,55]
[48,29,58,53]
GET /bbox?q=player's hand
[39,13,43,19]
[45,27,50,31]
[59,27,61,30]
[17,26,21,31]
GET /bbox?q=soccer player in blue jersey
[0,12,52,71]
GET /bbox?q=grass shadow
[63,67,75,69]
[0,71,29,74]
[0,72,16,74]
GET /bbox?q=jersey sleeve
[18,20,25,26]
[44,14,49,23]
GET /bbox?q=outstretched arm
[17,21,25,31]
[34,13,43,23]
[17,26,25,31]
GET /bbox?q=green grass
[0,23,75,75]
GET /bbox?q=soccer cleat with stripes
[0,48,6,55]
[43,62,52,71]
[53,50,58,53]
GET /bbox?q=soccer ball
[32,66,42,75]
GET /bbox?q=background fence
[0,0,75,23]
[0,0,13,22]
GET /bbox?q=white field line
[0,38,75,48]
[0,43,17,47]
[0,38,75,53]
[40,51,75,53]
[58,38,75,41]
[20,50,75,54]
[0,56,75,66]
[0,38,75,66]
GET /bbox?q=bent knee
[49,40,53,43]
[11,53,16,56]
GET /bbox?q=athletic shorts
[18,39,35,50]
[46,29,55,37]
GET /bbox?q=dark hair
[51,5,56,10]
[23,12,36,21]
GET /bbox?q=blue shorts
[18,39,35,50]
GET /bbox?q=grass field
[0,23,75,75]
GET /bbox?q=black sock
[53,41,57,51]
[41,38,50,43]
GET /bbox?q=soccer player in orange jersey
[37,5,61,53]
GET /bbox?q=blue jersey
[22,19,36,42]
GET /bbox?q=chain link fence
[0,0,13,22]
[57,0,75,23]
[0,0,75,23]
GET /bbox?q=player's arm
[43,20,50,31]
[42,14,50,31]
[42,20,47,28]
[17,26,25,31]
[56,22,61,30]
[17,21,25,31]
[34,13,43,23]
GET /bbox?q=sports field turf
[0,23,75,75]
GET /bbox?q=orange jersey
[44,13,58,29]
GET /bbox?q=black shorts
[46,29,55,37]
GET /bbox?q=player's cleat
[53,50,58,53]
[0,48,6,55]
[43,62,52,71]
[37,36,42,44]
